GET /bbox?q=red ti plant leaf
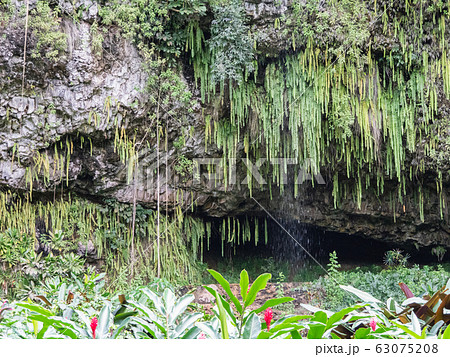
[66,291,74,304]
[399,283,414,299]
[0,303,13,321]
[36,295,52,307]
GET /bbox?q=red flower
[90,317,98,339]
[369,317,377,332]
[264,308,273,331]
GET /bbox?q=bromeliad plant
[203,269,294,339]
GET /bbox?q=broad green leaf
[242,313,261,339]
[169,294,194,325]
[174,313,203,337]
[75,310,90,327]
[274,315,312,325]
[32,319,39,337]
[340,285,381,303]
[57,283,67,302]
[128,300,161,325]
[245,273,271,308]
[16,303,53,317]
[269,326,306,339]
[354,328,371,339]
[142,288,166,315]
[204,286,237,325]
[208,269,242,314]
[300,303,334,317]
[386,298,397,311]
[410,312,421,336]
[402,297,428,306]
[257,331,271,339]
[391,321,422,339]
[268,322,306,334]
[132,317,158,339]
[253,297,295,314]
[163,288,176,316]
[290,330,302,339]
[307,311,328,339]
[326,305,365,330]
[97,302,112,339]
[112,317,132,339]
[429,320,444,336]
[181,326,201,339]
[239,269,249,302]
[196,321,220,339]
[29,315,81,339]
[209,289,229,339]
[114,311,138,324]
[36,323,49,339]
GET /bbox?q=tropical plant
[203,269,294,339]
[432,246,447,262]
[383,249,410,268]
[299,281,450,339]
[118,287,202,339]
[209,0,254,84]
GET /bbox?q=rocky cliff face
[0,0,449,250]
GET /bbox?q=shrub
[29,1,68,61]
[209,0,254,84]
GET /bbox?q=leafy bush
[319,252,450,310]
[29,1,68,61]
[0,229,88,300]
[383,249,410,267]
[292,0,371,68]
[209,0,254,84]
[99,0,206,57]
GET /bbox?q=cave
[202,215,447,281]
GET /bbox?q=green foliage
[327,251,341,276]
[0,0,12,24]
[174,154,194,177]
[292,0,371,67]
[140,45,194,118]
[206,269,294,338]
[322,252,346,311]
[0,191,213,296]
[0,228,88,300]
[99,0,206,57]
[124,287,203,338]
[432,246,447,262]
[320,262,450,311]
[209,0,254,83]
[29,1,67,61]
[275,272,295,315]
[383,249,410,267]
[90,20,105,57]
[1,269,450,339]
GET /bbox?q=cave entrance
[201,215,438,282]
